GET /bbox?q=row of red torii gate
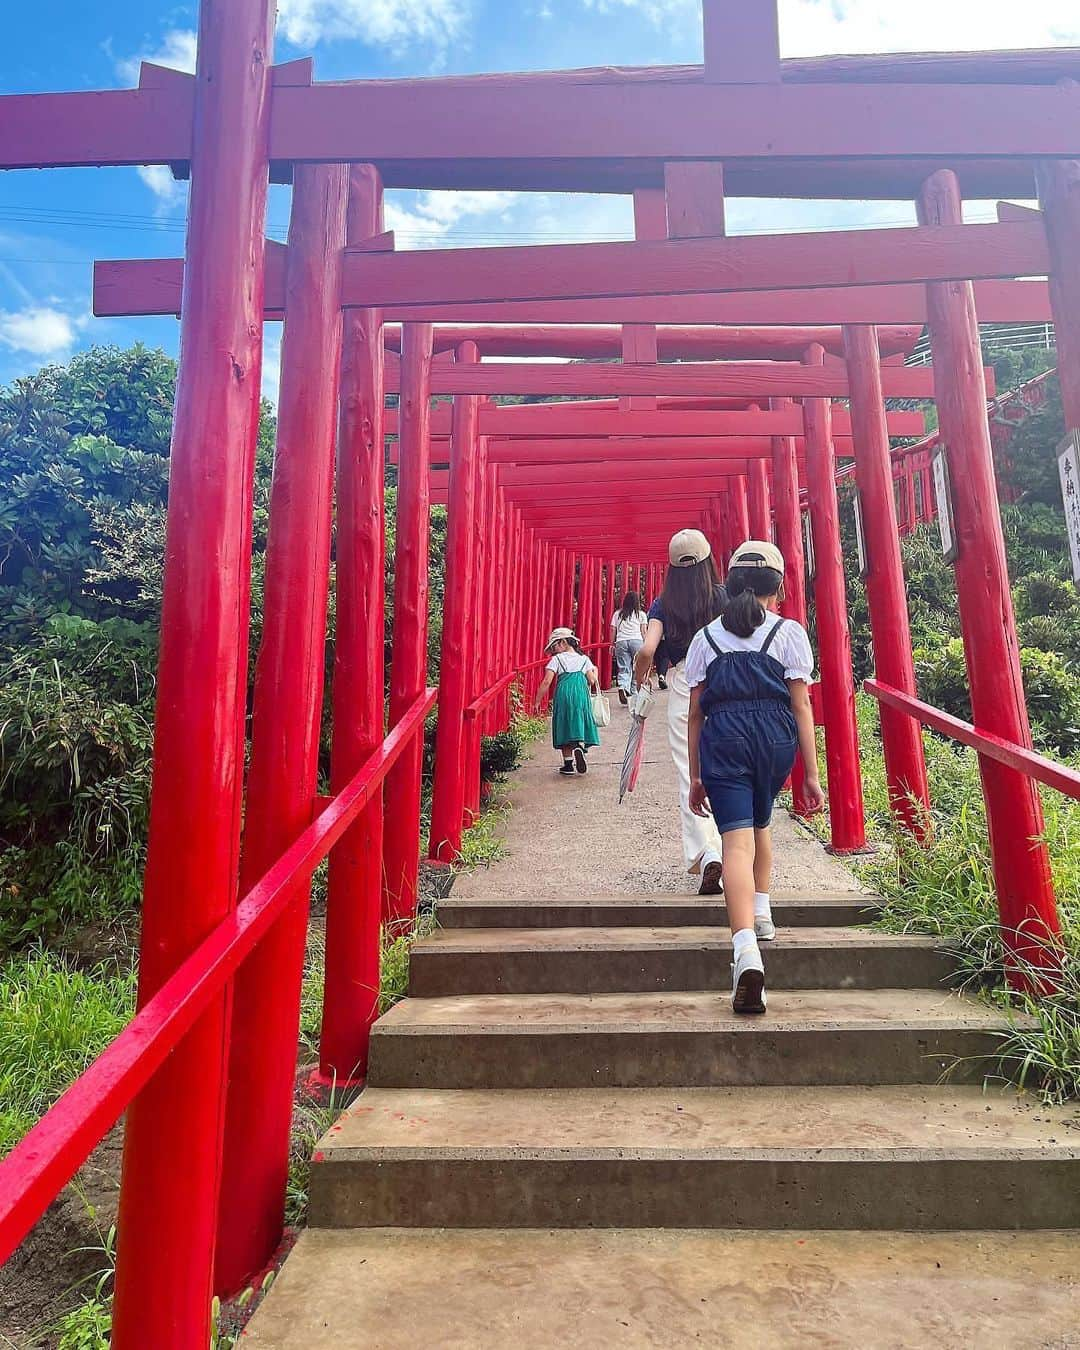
[3,1,1080,1344]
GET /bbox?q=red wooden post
[844,324,931,835]
[803,343,866,851]
[732,474,750,544]
[215,161,348,1294]
[748,457,771,538]
[320,165,388,1086]
[111,0,274,1343]
[919,170,1058,971]
[622,189,666,411]
[478,463,499,738]
[1036,159,1080,435]
[429,340,481,863]
[463,439,491,824]
[382,322,434,926]
[600,560,614,688]
[770,396,813,816]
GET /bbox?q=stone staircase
[246,887,1080,1348]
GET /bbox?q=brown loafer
[698,861,724,896]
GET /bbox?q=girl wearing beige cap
[633,529,728,894]
[685,541,825,1013]
[536,628,601,776]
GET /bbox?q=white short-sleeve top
[684,615,815,689]
[546,651,596,676]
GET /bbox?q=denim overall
[699,617,798,834]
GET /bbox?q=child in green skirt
[535,627,601,775]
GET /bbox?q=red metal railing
[0,686,437,1265]
[864,679,1065,979]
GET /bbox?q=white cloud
[778,0,1080,55]
[261,330,282,407]
[276,0,468,49]
[137,165,185,213]
[583,0,696,21]
[0,306,83,358]
[384,189,523,246]
[115,28,197,84]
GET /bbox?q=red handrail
[0,686,437,1264]
[466,643,606,720]
[865,679,1080,800]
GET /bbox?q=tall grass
[836,695,1080,1100]
[0,949,136,1155]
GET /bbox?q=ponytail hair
[565,635,584,654]
[722,565,784,638]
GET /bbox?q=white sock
[754,892,772,919]
[701,848,722,870]
[732,928,758,957]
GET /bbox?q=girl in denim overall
[685,541,825,1014]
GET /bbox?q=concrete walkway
[246,703,1080,1349]
[455,691,862,899]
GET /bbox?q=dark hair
[619,591,640,622]
[659,555,724,654]
[722,565,784,638]
[565,635,583,654]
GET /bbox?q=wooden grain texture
[421,360,941,399]
[92,257,1053,326]
[340,222,1049,308]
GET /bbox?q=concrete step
[309,1085,1080,1231]
[408,926,949,996]
[368,989,1018,1089]
[437,893,878,929]
[243,1228,1080,1349]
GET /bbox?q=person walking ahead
[610,590,648,705]
[633,530,728,894]
[685,541,825,1014]
[536,628,601,775]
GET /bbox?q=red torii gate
[1,3,1078,1345]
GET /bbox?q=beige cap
[668,528,712,568]
[729,539,785,575]
[545,627,576,651]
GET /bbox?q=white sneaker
[755,915,777,943]
[731,945,767,1015]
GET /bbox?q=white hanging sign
[931,444,958,564]
[1057,430,1080,585]
[803,511,815,581]
[852,491,868,579]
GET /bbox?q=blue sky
[3,0,1080,396]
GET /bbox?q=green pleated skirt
[551,669,601,749]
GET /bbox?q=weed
[0,950,135,1154]
[380,912,435,1013]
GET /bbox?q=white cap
[729,539,785,576]
[545,626,576,651]
[668,528,712,568]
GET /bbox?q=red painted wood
[0,687,435,1271]
[384,323,923,361]
[665,161,727,238]
[843,323,930,837]
[92,255,1053,328]
[216,162,348,1295]
[430,341,481,863]
[769,398,812,815]
[108,3,274,1344]
[382,323,435,924]
[918,170,1058,974]
[485,436,775,465]
[1036,159,1080,432]
[0,84,195,169]
[748,457,771,538]
[420,361,942,399]
[339,222,1048,310]
[499,458,756,487]
[732,475,750,545]
[505,477,753,504]
[321,165,388,1087]
[703,0,779,83]
[464,445,493,821]
[622,189,666,412]
[266,79,1080,174]
[867,680,1080,801]
[803,343,864,850]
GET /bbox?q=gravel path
[455,692,865,899]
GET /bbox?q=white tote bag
[590,691,611,728]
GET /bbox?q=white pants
[666,662,723,874]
